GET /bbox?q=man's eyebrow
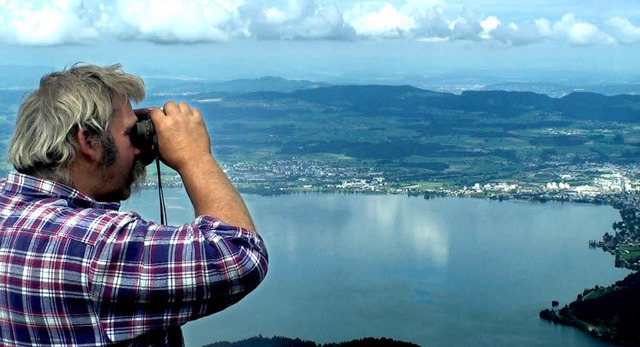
[125,121,137,133]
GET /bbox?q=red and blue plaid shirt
[0,172,268,346]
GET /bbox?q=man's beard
[99,133,148,200]
[128,158,147,194]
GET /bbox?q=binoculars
[131,108,157,165]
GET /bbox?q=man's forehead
[109,95,135,126]
[112,94,130,109]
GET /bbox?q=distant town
[148,158,640,207]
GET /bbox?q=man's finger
[163,101,179,115]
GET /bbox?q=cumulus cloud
[605,16,640,45]
[345,3,414,38]
[241,0,356,40]
[449,7,484,41]
[486,19,542,46]
[0,0,103,45]
[544,13,613,46]
[0,0,639,47]
[108,0,242,43]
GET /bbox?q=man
[0,63,269,346]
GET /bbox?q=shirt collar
[2,171,120,210]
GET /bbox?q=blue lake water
[122,189,630,347]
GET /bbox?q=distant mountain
[588,84,640,96]
[480,82,576,97]
[144,76,329,98]
[208,76,330,94]
[481,82,640,97]
[238,85,436,114]
[217,84,640,122]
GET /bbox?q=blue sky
[1,0,640,85]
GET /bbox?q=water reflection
[124,191,628,347]
[254,194,451,268]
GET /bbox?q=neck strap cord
[155,156,167,225]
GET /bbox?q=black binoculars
[131,108,157,165]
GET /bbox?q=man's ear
[76,128,101,162]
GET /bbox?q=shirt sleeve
[87,211,269,343]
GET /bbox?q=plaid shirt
[0,172,268,346]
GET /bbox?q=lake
[122,189,630,347]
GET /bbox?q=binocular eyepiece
[131,108,157,166]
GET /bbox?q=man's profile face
[93,95,146,202]
[98,133,147,200]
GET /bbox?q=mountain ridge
[202,84,640,123]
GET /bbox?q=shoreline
[540,272,640,346]
[141,178,637,208]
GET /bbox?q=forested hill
[217,85,640,122]
[4,79,640,123]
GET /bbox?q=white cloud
[449,7,483,41]
[402,1,450,39]
[605,16,640,45]
[109,0,242,43]
[488,19,541,46]
[0,0,102,45]
[550,13,613,46]
[531,13,613,46]
[480,15,500,33]
[242,0,356,40]
[0,0,638,47]
[480,13,617,46]
[345,3,414,38]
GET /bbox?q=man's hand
[149,101,211,172]
[148,101,256,231]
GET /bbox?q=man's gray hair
[8,63,145,184]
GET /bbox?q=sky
[1,0,640,86]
